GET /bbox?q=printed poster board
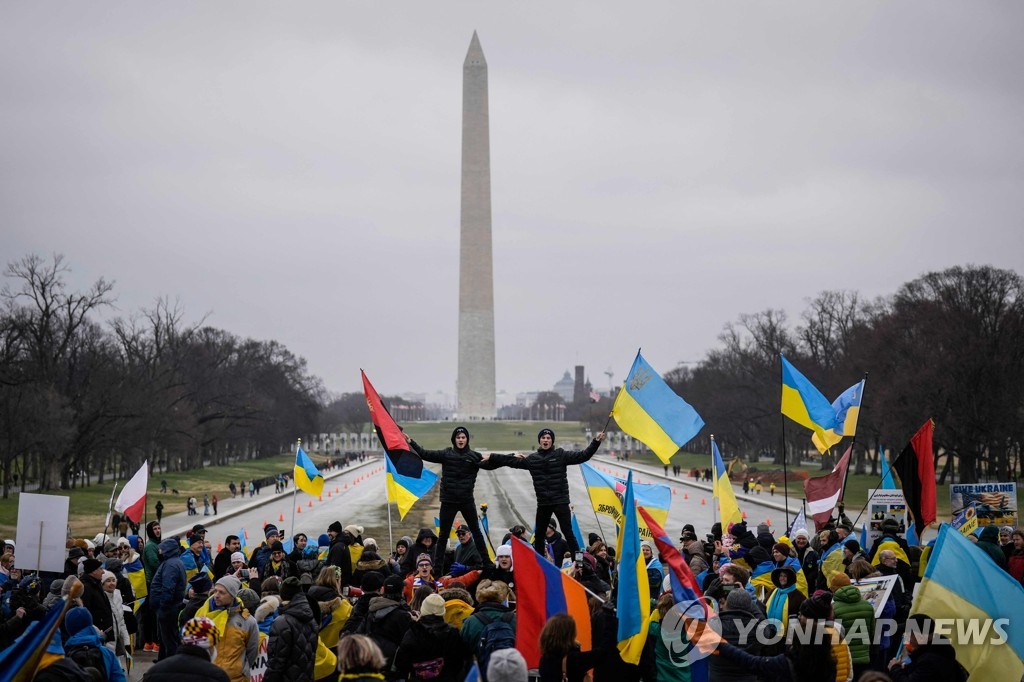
[15,493,70,573]
[950,483,1017,528]
[851,574,898,618]
[951,503,979,536]
[866,490,907,547]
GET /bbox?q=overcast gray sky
[2,2,1022,399]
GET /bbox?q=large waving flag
[510,537,591,668]
[914,524,1024,680]
[803,446,851,530]
[892,419,936,539]
[879,446,897,489]
[711,437,742,527]
[611,352,704,463]
[0,595,68,682]
[811,379,866,454]
[386,455,438,520]
[579,462,671,542]
[293,445,325,497]
[616,472,652,664]
[114,460,148,524]
[362,370,423,477]
[637,506,706,611]
[780,355,839,443]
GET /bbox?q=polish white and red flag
[803,447,851,530]
[114,461,149,523]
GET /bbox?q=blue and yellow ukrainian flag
[712,437,743,527]
[611,352,704,464]
[294,445,324,497]
[387,456,438,520]
[0,596,65,682]
[914,524,1024,680]
[579,462,671,543]
[811,379,866,454]
[124,556,148,612]
[616,472,652,664]
[780,355,839,443]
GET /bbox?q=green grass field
[0,451,335,537]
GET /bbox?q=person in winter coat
[249,525,283,576]
[976,525,1008,569]
[403,529,438,576]
[143,617,231,682]
[213,536,243,580]
[888,613,967,681]
[646,594,689,682]
[640,541,664,599]
[867,518,911,560]
[142,522,162,584]
[791,530,819,591]
[490,429,605,557]
[402,554,482,603]
[394,593,469,682]
[343,572,385,636]
[326,522,362,588]
[101,571,130,655]
[830,572,875,678]
[482,545,514,589]
[149,539,187,660]
[406,426,508,568]
[43,578,65,610]
[364,576,414,678]
[352,543,391,588]
[338,635,389,682]
[764,566,805,637]
[709,587,764,682]
[540,522,568,567]
[389,537,413,576]
[1007,530,1024,583]
[265,577,318,682]
[309,566,350,649]
[64,607,127,682]
[179,574,213,626]
[79,559,115,646]
[459,579,514,654]
[198,576,259,682]
[538,613,601,682]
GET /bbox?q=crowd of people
[0,426,997,682]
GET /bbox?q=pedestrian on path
[155,500,164,523]
[212,494,218,515]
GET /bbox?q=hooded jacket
[977,526,1008,569]
[491,438,602,505]
[141,644,231,682]
[65,623,128,682]
[352,550,390,587]
[403,528,439,576]
[143,522,162,583]
[149,539,186,617]
[890,639,967,682]
[364,594,413,673]
[831,584,875,664]
[409,427,503,504]
[265,594,318,682]
[326,532,357,587]
[710,605,763,682]
[393,614,468,682]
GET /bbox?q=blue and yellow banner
[579,462,671,541]
[387,456,438,520]
[616,472,652,664]
[780,355,839,442]
[294,445,324,497]
[0,597,65,682]
[712,438,743,526]
[611,352,704,463]
[811,379,866,454]
[914,524,1024,680]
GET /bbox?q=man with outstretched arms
[489,428,605,558]
[405,426,507,570]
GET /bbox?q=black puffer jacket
[394,614,468,682]
[79,574,114,643]
[352,552,390,588]
[142,644,231,682]
[364,595,413,677]
[492,439,601,505]
[709,609,763,681]
[403,528,439,575]
[265,593,318,682]
[409,428,501,503]
[327,533,356,587]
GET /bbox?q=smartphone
[240,569,250,579]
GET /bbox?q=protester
[64,606,127,682]
[829,572,875,679]
[404,528,439,576]
[143,617,231,682]
[487,649,529,682]
[180,574,213,626]
[710,587,764,682]
[364,575,414,677]
[337,635,388,682]
[1007,529,1024,583]
[149,538,187,660]
[213,535,242,580]
[888,613,966,681]
[393,593,468,682]
[538,613,600,682]
[406,426,506,568]
[352,540,390,587]
[265,577,318,682]
[326,522,361,587]
[203,576,259,682]
[490,429,606,558]
[459,579,515,657]
[976,525,1008,569]
[101,570,130,656]
[309,566,350,649]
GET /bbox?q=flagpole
[579,468,611,543]
[780,358,791,530]
[709,436,719,530]
[290,439,300,540]
[102,482,118,547]
[385,457,394,553]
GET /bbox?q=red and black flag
[361,370,423,478]
[892,419,936,538]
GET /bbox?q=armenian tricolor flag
[510,537,591,668]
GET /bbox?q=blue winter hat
[318,534,330,548]
[189,573,213,594]
[65,607,94,636]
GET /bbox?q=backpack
[475,611,515,680]
[65,643,106,679]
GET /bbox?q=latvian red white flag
[114,461,149,523]
[803,446,851,531]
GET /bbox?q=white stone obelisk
[457,32,496,419]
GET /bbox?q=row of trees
[0,255,323,497]
[659,265,1024,484]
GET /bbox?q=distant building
[553,371,575,402]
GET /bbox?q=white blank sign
[15,493,70,573]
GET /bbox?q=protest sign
[866,490,907,547]
[950,482,1017,527]
[851,574,898,618]
[15,493,70,573]
[952,503,979,536]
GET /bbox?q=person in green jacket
[830,572,875,680]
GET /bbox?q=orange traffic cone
[742,511,747,520]
[765,518,771,526]
[327,491,332,498]
[701,498,706,505]
[684,492,689,500]
[217,543,223,552]
[344,483,348,490]
[335,487,339,493]
[308,500,313,507]
[318,495,322,502]
[278,513,284,522]
[297,506,302,514]
[672,489,677,496]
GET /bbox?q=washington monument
[457,32,496,419]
